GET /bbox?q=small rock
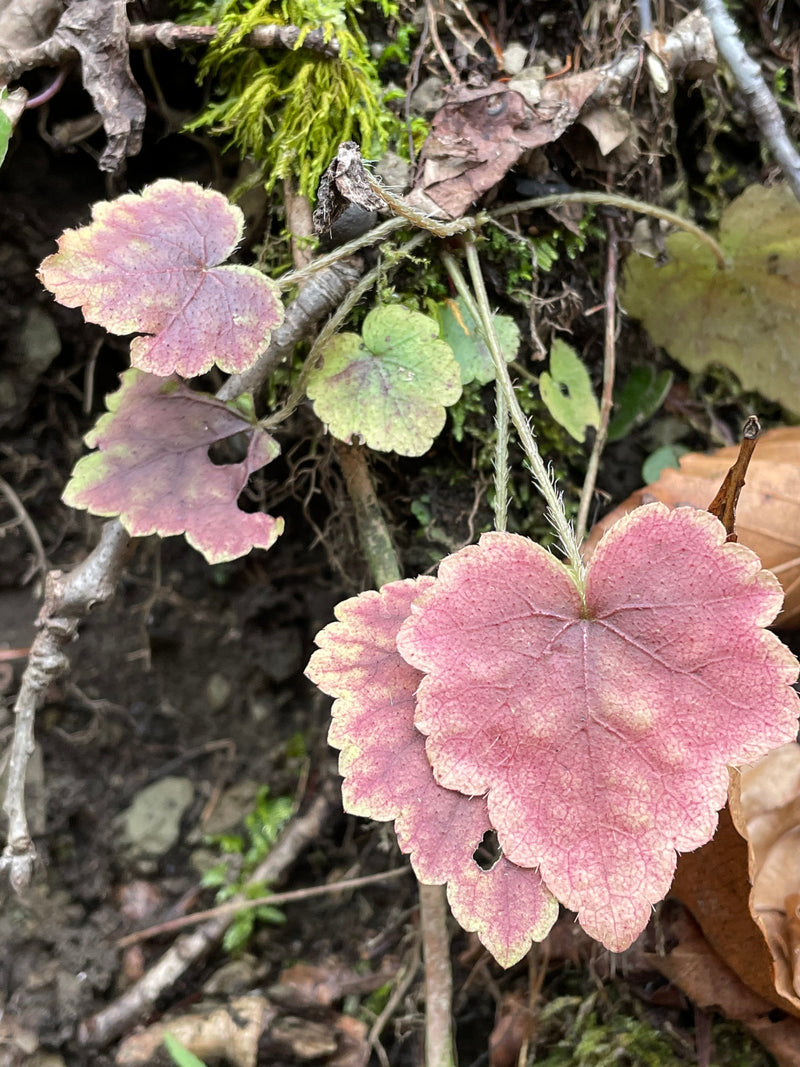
[410,75,446,117]
[206,672,232,713]
[503,42,529,76]
[116,777,194,866]
[374,150,412,193]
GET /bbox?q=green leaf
[163,1033,208,1067]
[607,367,673,442]
[222,912,254,953]
[539,339,600,443]
[0,109,11,170]
[642,443,689,484]
[436,296,520,385]
[307,305,462,456]
[255,905,286,924]
[622,183,800,416]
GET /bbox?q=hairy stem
[443,246,584,584]
[492,191,728,269]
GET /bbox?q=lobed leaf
[63,369,283,563]
[306,578,558,967]
[306,305,462,457]
[39,179,283,379]
[396,504,800,951]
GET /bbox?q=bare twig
[1,520,132,891]
[126,21,339,57]
[0,20,338,80]
[79,786,337,1047]
[701,0,800,202]
[0,475,48,582]
[576,222,619,543]
[118,866,410,947]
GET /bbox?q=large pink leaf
[63,369,283,564]
[396,504,800,951]
[307,579,558,967]
[38,179,283,378]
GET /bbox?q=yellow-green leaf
[539,339,600,442]
[622,183,800,415]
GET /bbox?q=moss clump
[179,0,403,199]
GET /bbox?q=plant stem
[443,245,585,585]
[701,0,800,203]
[335,443,401,587]
[419,882,456,1067]
[492,191,728,269]
[494,382,509,533]
[335,441,456,1067]
[576,222,619,542]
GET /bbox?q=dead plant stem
[118,867,410,947]
[701,0,800,203]
[576,222,619,542]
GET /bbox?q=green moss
[178,0,406,199]
[531,985,775,1067]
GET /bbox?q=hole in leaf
[208,432,249,465]
[557,382,571,398]
[473,829,502,871]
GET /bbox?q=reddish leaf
[63,369,283,563]
[39,179,283,378]
[396,504,800,951]
[307,578,558,967]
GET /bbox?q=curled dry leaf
[51,0,146,173]
[410,74,603,218]
[736,746,800,1005]
[584,426,800,627]
[651,902,800,1066]
[663,744,800,1040]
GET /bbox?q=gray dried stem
[1,520,131,891]
[700,0,800,203]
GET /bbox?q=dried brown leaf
[584,427,800,627]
